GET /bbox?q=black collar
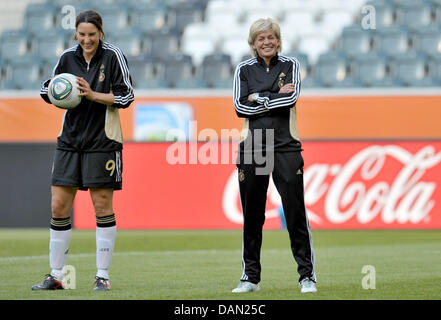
[256,54,279,67]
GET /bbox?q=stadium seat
[220,25,252,66]
[242,2,282,25]
[363,0,396,29]
[300,72,322,88]
[205,0,242,25]
[167,0,205,32]
[201,53,233,88]
[136,78,170,89]
[427,53,441,84]
[156,53,195,88]
[181,22,215,40]
[434,0,441,23]
[395,0,434,30]
[338,24,373,58]
[107,28,143,58]
[86,0,116,9]
[0,30,30,62]
[3,55,42,90]
[272,19,300,51]
[281,4,325,56]
[321,0,366,15]
[320,7,354,34]
[296,32,332,65]
[49,0,88,8]
[210,77,233,88]
[221,40,250,67]
[41,56,59,80]
[282,10,316,31]
[126,55,156,89]
[142,27,180,59]
[315,0,366,47]
[174,77,209,89]
[390,51,430,86]
[162,0,193,7]
[280,0,320,15]
[24,3,57,36]
[411,24,441,57]
[129,1,167,33]
[240,53,252,61]
[351,52,392,87]
[283,51,310,82]
[31,28,69,62]
[98,3,130,31]
[0,58,5,83]
[181,23,219,67]
[315,52,354,87]
[372,26,410,57]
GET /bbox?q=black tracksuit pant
[237,151,316,284]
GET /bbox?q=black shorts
[51,149,123,191]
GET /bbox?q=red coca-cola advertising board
[73,141,441,229]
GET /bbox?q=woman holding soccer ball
[33,10,134,291]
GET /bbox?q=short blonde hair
[248,18,282,58]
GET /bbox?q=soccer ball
[48,73,82,109]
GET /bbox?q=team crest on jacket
[99,64,105,82]
[278,72,286,88]
[239,169,245,182]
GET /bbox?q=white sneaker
[299,278,317,293]
[232,281,260,293]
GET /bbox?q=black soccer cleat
[31,274,64,290]
[93,276,111,291]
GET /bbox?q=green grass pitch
[0,229,440,300]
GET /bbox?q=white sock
[96,225,116,280]
[49,228,72,281]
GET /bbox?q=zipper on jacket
[87,61,90,72]
[266,67,269,73]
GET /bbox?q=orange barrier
[0,98,65,142]
[1,93,441,141]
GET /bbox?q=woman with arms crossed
[232,18,316,294]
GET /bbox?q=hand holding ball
[48,73,82,109]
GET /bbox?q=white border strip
[0,249,250,262]
[1,88,441,99]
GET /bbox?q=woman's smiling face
[76,22,101,59]
[252,29,280,61]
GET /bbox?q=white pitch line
[0,249,237,262]
[0,248,289,263]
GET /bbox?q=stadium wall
[0,142,54,228]
[1,89,441,229]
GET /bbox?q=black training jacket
[233,54,301,153]
[40,40,134,152]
